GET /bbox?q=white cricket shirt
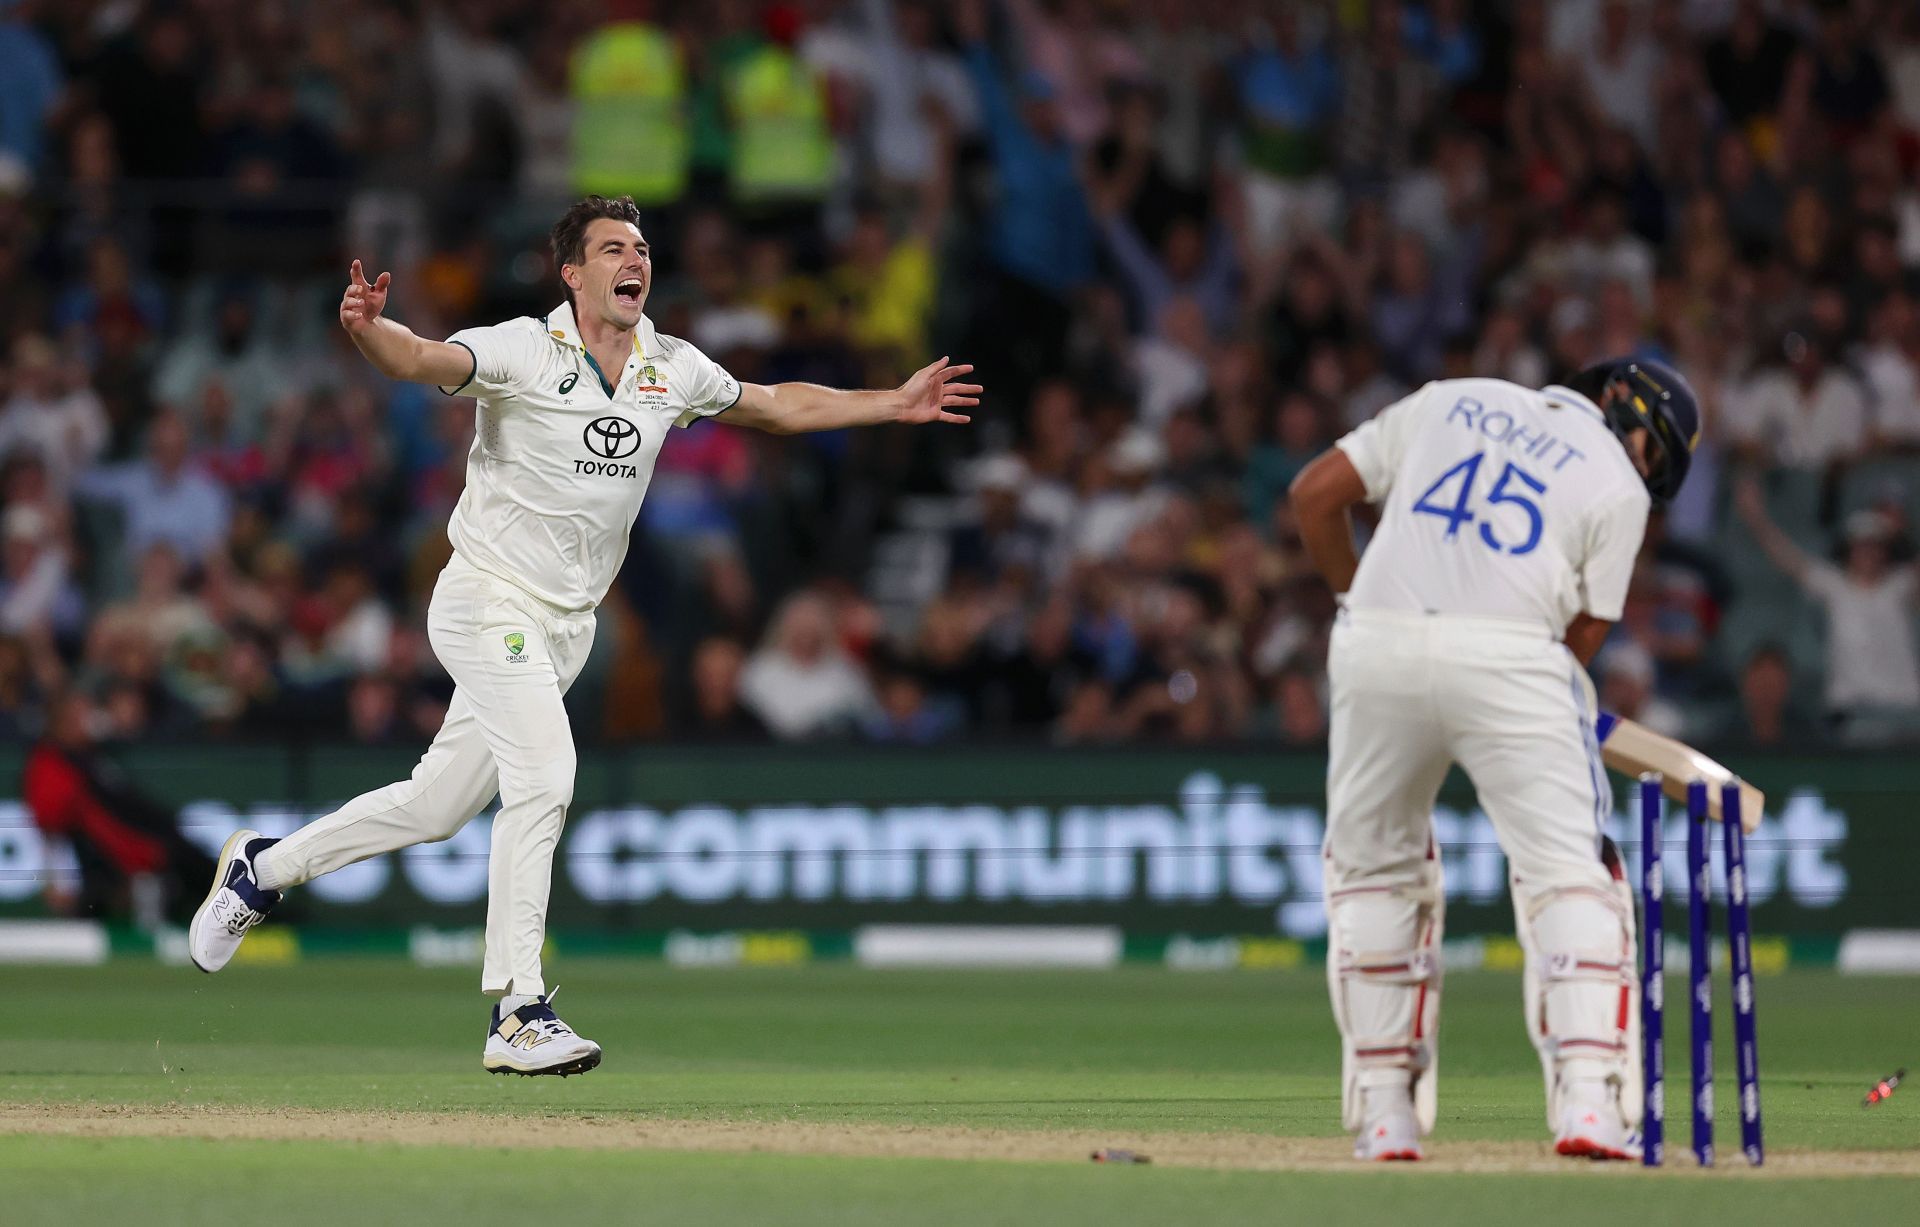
[440,302,741,612]
[1336,379,1651,634]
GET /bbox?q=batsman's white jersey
[262,303,739,999]
[1322,380,1652,1145]
[1337,378,1650,631]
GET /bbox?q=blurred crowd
[3,0,1920,751]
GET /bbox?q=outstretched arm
[1734,475,1814,585]
[724,357,980,435]
[338,260,475,387]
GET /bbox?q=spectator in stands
[1704,0,1799,127]
[1370,229,1472,381]
[1577,0,1662,152]
[0,501,83,641]
[152,290,283,435]
[955,0,1095,404]
[1090,170,1236,336]
[52,238,165,364]
[1734,643,1814,748]
[830,197,945,377]
[74,409,230,565]
[0,333,107,492]
[1404,0,1480,88]
[1271,665,1328,746]
[209,74,347,275]
[1711,129,1784,256]
[1861,291,1920,447]
[1070,432,1166,562]
[1597,641,1686,738]
[1336,1,1435,189]
[0,0,61,173]
[1232,6,1338,257]
[0,197,50,346]
[1803,0,1890,143]
[982,597,1081,730]
[1244,392,1330,531]
[345,673,404,744]
[686,636,770,741]
[834,0,978,197]
[740,590,876,740]
[92,544,213,668]
[948,453,1048,594]
[1726,333,1869,470]
[1737,478,1920,736]
[22,689,214,926]
[862,653,961,744]
[911,592,991,725]
[0,629,56,738]
[1131,296,1212,426]
[1260,248,1351,387]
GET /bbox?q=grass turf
[10,961,1920,1223]
[10,1136,1919,1227]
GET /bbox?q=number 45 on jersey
[1412,453,1547,556]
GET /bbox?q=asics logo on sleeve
[559,372,579,395]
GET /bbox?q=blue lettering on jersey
[1446,396,1588,471]
[1412,450,1549,556]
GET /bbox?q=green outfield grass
[9,960,1920,1224]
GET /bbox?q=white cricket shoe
[188,830,282,973]
[483,989,603,1077]
[1353,1085,1424,1161]
[1554,1092,1642,1161]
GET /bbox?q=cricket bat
[1596,712,1764,833]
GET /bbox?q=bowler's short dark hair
[550,195,644,275]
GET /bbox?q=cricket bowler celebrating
[188,195,980,1076]
[1289,359,1699,1160]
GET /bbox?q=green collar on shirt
[542,309,642,399]
[579,347,616,398]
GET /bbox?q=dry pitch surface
[9,1101,1920,1177]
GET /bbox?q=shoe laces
[214,894,269,936]
[509,988,576,1039]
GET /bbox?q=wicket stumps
[1636,774,1764,1168]
[1637,776,1665,1168]
[1687,780,1713,1166]
[1723,785,1765,1165]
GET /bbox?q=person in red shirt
[22,691,211,923]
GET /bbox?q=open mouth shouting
[614,276,645,306]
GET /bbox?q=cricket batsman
[1289,359,1699,1160]
[188,195,980,1076]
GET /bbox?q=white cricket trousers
[266,552,595,997]
[1325,608,1612,893]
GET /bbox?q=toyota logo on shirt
[583,416,641,459]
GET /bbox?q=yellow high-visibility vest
[725,45,833,202]
[571,23,688,205]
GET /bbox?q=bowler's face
[568,219,652,329]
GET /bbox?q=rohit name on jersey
[1445,395,1588,472]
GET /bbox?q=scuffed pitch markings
[1,1105,1914,1177]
